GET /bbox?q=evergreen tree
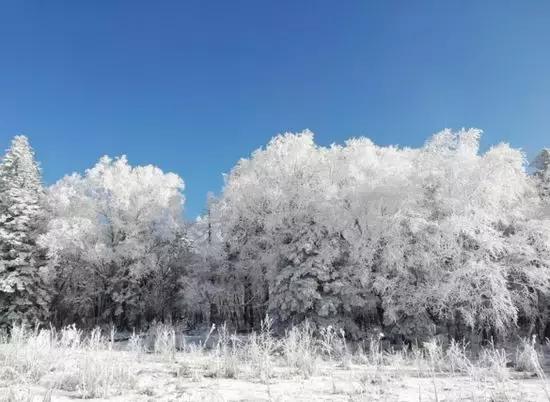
[0,135,49,327]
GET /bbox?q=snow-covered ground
[2,324,550,401]
[2,350,549,401]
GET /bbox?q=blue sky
[1,1,549,218]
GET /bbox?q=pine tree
[0,135,49,327]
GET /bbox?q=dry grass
[282,321,319,377]
[0,324,135,399]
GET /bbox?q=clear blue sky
[1,1,549,218]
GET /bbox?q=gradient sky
[1,1,549,218]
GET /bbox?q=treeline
[1,130,549,343]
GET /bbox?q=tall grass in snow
[0,323,135,398]
[282,321,318,377]
[209,323,241,379]
[2,321,550,400]
[248,315,277,383]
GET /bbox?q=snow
[2,347,549,401]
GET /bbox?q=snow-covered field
[1,324,550,401]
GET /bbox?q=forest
[1,129,550,345]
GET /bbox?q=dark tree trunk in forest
[210,302,219,324]
[244,277,254,330]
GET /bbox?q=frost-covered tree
[39,156,189,328]
[533,149,550,203]
[412,132,529,338]
[183,194,237,326]
[521,148,550,337]
[4,127,541,341]
[207,128,550,342]
[0,135,49,327]
[350,130,547,341]
[218,132,372,334]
